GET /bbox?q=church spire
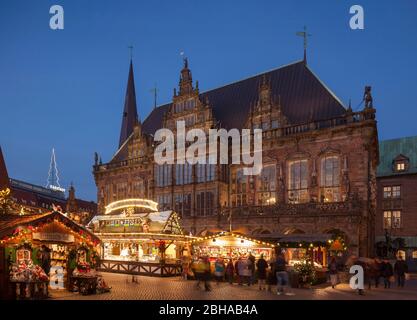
[119,59,139,147]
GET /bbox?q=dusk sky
[1,0,416,201]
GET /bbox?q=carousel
[88,198,197,276]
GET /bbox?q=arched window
[320,156,341,202]
[287,159,309,203]
[256,164,276,205]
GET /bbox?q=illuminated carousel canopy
[104,198,159,215]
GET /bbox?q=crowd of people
[183,253,412,296]
[348,255,409,295]
[186,253,294,295]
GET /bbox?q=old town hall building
[93,56,379,257]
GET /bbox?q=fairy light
[105,198,159,214]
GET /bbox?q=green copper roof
[377,136,417,177]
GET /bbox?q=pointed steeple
[119,59,139,147]
[0,146,10,190]
[178,57,194,96]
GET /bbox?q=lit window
[231,168,250,206]
[392,186,401,198]
[392,211,401,228]
[384,210,402,229]
[396,162,405,172]
[383,211,392,229]
[320,156,341,202]
[383,186,392,198]
[288,159,309,203]
[397,250,406,260]
[412,251,417,259]
[256,165,276,205]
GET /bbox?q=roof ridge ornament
[296,26,311,64]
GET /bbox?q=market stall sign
[33,232,75,243]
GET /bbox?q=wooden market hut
[190,231,276,261]
[0,211,101,299]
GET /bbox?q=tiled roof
[111,60,347,163]
[142,60,346,134]
[377,136,417,177]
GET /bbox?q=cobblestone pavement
[50,272,417,300]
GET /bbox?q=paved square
[50,272,417,300]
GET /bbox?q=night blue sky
[1,0,416,201]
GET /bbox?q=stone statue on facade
[363,86,373,108]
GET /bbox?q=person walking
[181,255,190,281]
[394,256,408,288]
[256,254,268,290]
[225,259,235,284]
[275,253,290,295]
[246,257,253,286]
[248,252,256,285]
[214,257,225,285]
[235,257,242,285]
[381,259,394,289]
[202,256,212,291]
[328,256,338,289]
[193,257,205,290]
[267,258,276,292]
[238,257,250,286]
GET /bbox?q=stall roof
[90,210,184,235]
[256,233,332,245]
[191,231,275,247]
[0,211,101,243]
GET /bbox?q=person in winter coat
[267,258,276,292]
[275,253,289,295]
[235,257,242,285]
[248,252,256,285]
[214,258,225,284]
[381,259,394,289]
[328,257,338,289]
[225,259,235,284]
[394,256,408,288]
[202,256,212,291]
[238,258,252,286]
[256,254,268,290]
[192,258,205,289]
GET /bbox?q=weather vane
[180,50,187,63]
[150,83,158,109]
[296,26,311,63]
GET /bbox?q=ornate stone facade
[93,58,379,257]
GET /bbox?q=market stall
[257,233,348,287]
[191,231,275,262]
[0,211,101,299]
[89,199,197,276]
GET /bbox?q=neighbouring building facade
[0,147,97,224]
[93,57,379,257]
[376,136,417,269]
